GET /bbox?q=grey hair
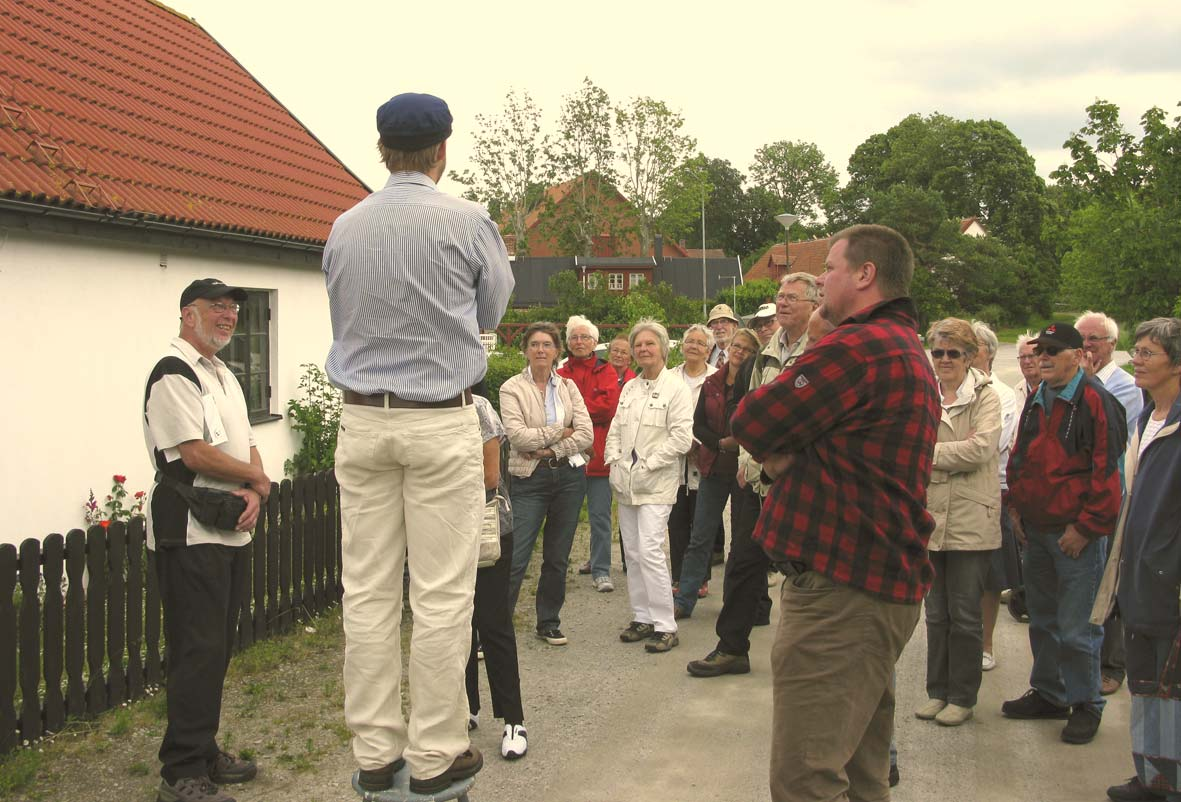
[682,323,713,346]
[1016,330,1036,349]
[1075,310,1119,342]
[970,319,1000,358]
[780,271,819,303]
[1133,317,1181,366]
[629,318,671,361]
[565,314,600,343]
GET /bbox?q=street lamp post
[775,212,799,280]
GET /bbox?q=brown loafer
[408,748,483,795]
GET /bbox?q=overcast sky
[181,0,1181,193]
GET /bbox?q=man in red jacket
[558,315,626,592]
[1003,322,1126,745]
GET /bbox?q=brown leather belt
[343,389,473,409]
[537,456,571,469]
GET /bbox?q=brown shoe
[156,777,234,802]
[620,621,656,642]
[408,748,483,795]
[1101,675,1123,696]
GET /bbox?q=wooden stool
[351,765,474,802]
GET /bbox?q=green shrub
[285,364,342,477]
[484,351,526,413]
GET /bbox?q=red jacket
[558,355,624,477]
[694,368,740,479]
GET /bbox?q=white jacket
[604,367,694,505]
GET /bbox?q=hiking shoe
[501,724,528,760]
[1102,674,1123,695]
[915,698,947,720]
[981,651,996,671]
[468,713,478,731]
[1001,689,1069,719]
[935,703,974,727]
[156,777,233,802]
[209,751,256,784]
[1062,707,1101,744]
[536,627,568,646]
[645,631,679,653]
[686,649,751,677]
[408,748,483,795]
[578,561,592,575]
[889,764,900,787]
[1107,776,1167,801]
[357,758,406,792]
[620,621,656,642]
[593,576,614,593]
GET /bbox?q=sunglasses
[930,349,963,360]
[1032,346,1063,357]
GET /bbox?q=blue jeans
[506,464,587,632]
[1023,523,1106,716]
[585,475,613,579]
[674,473,735,615]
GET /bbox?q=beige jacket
[604,367,694,505]
[927,368,1003,551]
[499,371,593,478]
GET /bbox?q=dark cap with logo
[180,278,247,310]
[1030,322,1083,350]
[376,93,453,151]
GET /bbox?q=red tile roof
[0,0,369,245]
[744,237,831,282]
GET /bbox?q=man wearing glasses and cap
[706,303,740,367]
[322,93,514,795]
[1004,322,1126,746]
[143,278,270,802]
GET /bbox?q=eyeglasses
[775,293,809,304]
[1083,335,1114,344]
[568,334,596,342]
[754,318,776,328]
[931,349,963,360]
[526,341,556,351]
[1017,354,1037,362]
[187,301,240,314]
[683,338,711,349]
[1132,348,1165,360]
[1032,346,1064,357]
[729,344,756,356]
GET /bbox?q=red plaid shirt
[731,297,940,603]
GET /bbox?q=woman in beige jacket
[500,322,593,646]
[916,318,1002,727]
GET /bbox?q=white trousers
[336,403,482,778]
[618,502,677,633]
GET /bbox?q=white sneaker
[468,713,478,731]
[501,724,527,760]
[981,651,997,671]
[593,576,614,593]
[915,698,947,720]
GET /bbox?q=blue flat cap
[376,93,452,151]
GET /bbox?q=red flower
[135,491,145,498]
[99,521,110,529]
[113,474,127,484]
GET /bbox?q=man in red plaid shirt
[732,224,940,802]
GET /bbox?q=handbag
[478,495,502,568]
[155,472,248,532]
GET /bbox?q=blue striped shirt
[322,172,514,401]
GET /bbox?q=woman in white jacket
[605,319,694,653]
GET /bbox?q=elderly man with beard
[143,278,271,802]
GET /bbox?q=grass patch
[0,749,41,795]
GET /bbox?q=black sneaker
[1061,707,1101,744]
[208,751,257,785]
[1001,689,1070,719]
[1107,776,1167,801]
[409,748,483,794]
[686,649,751,677]
[620,621,655,642]
[889,764,900,788]
[357,758,406,792]
[536,627,568,646]
[156,777,233,802]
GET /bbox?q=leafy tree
[1053,100,1181,322]
[749,140,840,227]
[539,79,631,256]
[614,96,697,254]
[449,89,549,255]
[709,278,780,318]
[664,157,784,262]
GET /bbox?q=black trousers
[155,542,249,782]
[466,532,524,725]
[715,486,772,656]
[668,485,699,585]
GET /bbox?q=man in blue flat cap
[323,92,514,795]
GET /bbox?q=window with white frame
[629,272,646,288]
[608,273,624,290]
[586,272,602,290]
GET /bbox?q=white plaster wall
[0,229,334,546]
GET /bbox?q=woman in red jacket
[558,316,627,592]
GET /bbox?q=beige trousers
[336,403,482,778]
[770,571,920,802]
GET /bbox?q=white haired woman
[557,315,625,592]
[501,321,594,646]
[605,319,694,653]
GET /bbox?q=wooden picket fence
[0,471,342,757]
